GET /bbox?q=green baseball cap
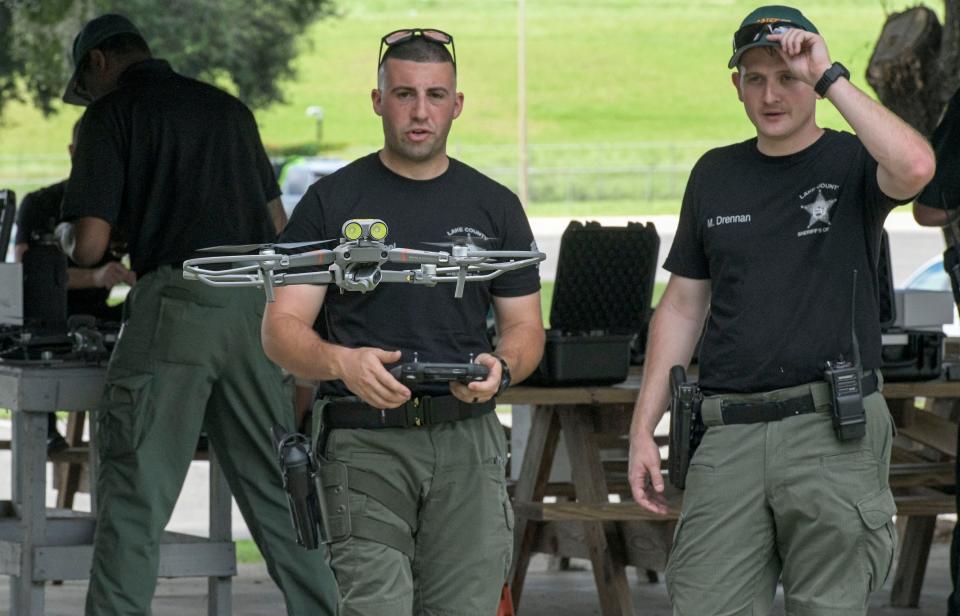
[62,14,142,106]
[728,5,818,69]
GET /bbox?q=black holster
[668,366,704,490]
[272,425,322,550]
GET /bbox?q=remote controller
[389,361,489,384]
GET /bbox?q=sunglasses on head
[378,28,456,69]
[732,21,797,52]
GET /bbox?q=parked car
[901,255,960,336]
[278,157,349,218]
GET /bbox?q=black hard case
[532,221,659,385]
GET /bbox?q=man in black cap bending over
[56,14,336,615]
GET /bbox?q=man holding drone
[262,28,545,616]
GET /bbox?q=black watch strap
[492,354,511,396]
[814,62,850,97]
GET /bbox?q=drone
[182,218,545,301]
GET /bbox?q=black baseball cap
[728,5,818,69]
[62,14,142,106]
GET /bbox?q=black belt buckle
[405,396,428,427]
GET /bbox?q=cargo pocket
[153,294,207,365]
[97,373,154,458]
[857,487,897,593]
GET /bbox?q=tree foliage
[0,0,337,118]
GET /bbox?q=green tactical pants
[666,383,897,616]
[314,409,514,616]
[84,266,337,616]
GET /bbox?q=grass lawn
[236,539,265,564]
[527,198,680,218]
[0,0,927,206]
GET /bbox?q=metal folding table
[0,362,235,615]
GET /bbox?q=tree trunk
[868,2,960,247]
[867,6,942,135]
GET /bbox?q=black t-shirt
[61,59,278,275]
[279,153,540,397]
[918,87,960,209]
[665,130,902,394]
[14,180,121,321]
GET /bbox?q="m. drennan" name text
[707,214,751,228]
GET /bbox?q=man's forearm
[267,197,287,236]
[631,297,708,438]
[493,322,545,384]
[55,218,111,267]
[262,313,347,382]
[825,78,934,196]
[914,202,951,227]
[67,267,96,289]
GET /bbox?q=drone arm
[432,256,545,276]
[379,270,417,283]
[284,249,337,268]
[387,247,449,264]
[478,256,545,271]
[277,271,335,285]
[456,249,547,259]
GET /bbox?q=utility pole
[306,106,324,146]
[518,0,529,207]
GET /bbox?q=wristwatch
[491,354,511,397]
[814,62,850,97]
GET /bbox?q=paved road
[531,211,945,286]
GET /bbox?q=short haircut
[378,36,455,90]
[79,32,151,71]
[736,46,778,73]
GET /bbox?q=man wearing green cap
[628,5,934,615]
[55,14,336,616]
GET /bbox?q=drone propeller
[422,235,498,249]
[197,239,335,254]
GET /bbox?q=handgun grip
[670,365,687,391]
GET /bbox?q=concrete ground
[0,546,954,615]
[3,410,958,615]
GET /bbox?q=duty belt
[701,371,880,426]
[324,395,496,429]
